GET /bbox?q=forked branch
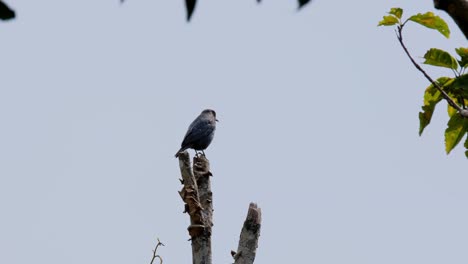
[149,238,165,264]
[396,24,468,117]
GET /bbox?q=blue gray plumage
[175,109,218,158]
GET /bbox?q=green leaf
[465,136,468,158]
[389,8,403,19]
[419,77,453,135]
[448,104,457,117]
[408,12,450,38]
[378,15,399,26]
[455,47,468,68]
[445,113,468,154]
[446,74,468,98]
[437,77,454,89]
[423,48,459,70]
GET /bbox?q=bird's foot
[194,151,206,158]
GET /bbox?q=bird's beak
[216,119,219,122]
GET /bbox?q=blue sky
[0,1,467,263]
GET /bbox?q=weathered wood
[178,152,261,264]
[434,0,468,38]
[233,203,262,264]
[193,155,213,263]
[178,151,212,264]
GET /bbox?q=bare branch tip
[149,238,164,264]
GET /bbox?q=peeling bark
[232,203,262,264]
[177,151,212,264]
[177,152,261,263]
[193,154,213,239]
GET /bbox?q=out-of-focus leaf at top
[0,1,15,21]
[186,0,196,21]
[298,0,311,9]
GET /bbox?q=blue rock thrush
[175,109,218,158]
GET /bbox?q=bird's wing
[181,119,215,147]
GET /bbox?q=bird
[175,109,218,158]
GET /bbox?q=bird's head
[202,109,218,122]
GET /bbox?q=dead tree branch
[232,203,262,264]
[177,151,261,263]
[193,153,214,258]
[149,238,165,264]
[177,151,212,264]
[0,0,15,20]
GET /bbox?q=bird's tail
[175,147,187,158]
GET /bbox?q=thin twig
[149,238,165,264]
[396,24,468,117]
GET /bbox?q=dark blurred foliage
[433,0,468,38]
[298,0,312,9]
[186,0,312,21]
[0,1,15,21]
[186,0,196,21]
[0,0,313,23]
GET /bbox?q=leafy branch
[395,19,466,116]
[379,8,468,158]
